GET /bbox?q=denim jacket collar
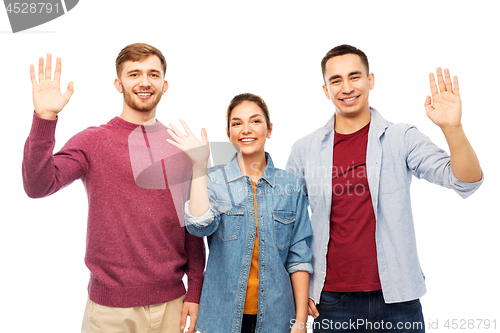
[224,152,276,187]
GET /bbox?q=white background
[1,1,498,332]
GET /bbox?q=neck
[236,151,267,182]
[334,108,371,134]
[119,104,157,125]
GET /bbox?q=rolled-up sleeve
[285,179,313,275]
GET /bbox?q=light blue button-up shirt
[286,108,483,304]
[185,153,313,333]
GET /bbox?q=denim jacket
[286,108,483,304]
[185,153,313,333]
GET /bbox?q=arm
[424,68,481,183]
[167,120,210,217]
[181,229,205,333]
[23,55,86,198]
[290,271,309,332]
[287,180,313,330]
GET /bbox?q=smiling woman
[166,93,313,332]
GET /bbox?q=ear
[267,122,273,138]
[322,84,331,99]
[114,78,123,93]
[368,73,375,90]
[162,80,169,95]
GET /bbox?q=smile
[341,96,358,102]
[135,92,153,99]
[240,138,256,144]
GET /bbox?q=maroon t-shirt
[323,123,382,292]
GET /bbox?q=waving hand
[424,67,461,129]
[30,54,74,119]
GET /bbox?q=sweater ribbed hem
[88,275,187,308]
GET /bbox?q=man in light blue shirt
[286,45,483,332]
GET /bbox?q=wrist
[35,110,58,120]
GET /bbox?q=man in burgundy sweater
[22,43,205,333]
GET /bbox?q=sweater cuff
[184,279,203,304]
[30,111,58,138]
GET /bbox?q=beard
[123,88,163,112]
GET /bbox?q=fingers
[428,72,438,96]
[166,129,183,144]
[430,67,459,96]
[30,64,37,86]
[38,57,44,82]
[436,67,447,94]
[45,53,52,81]
[453,75,460,96]
[179,119,194,137]
[169,123,188,140]
[308,299,319,319]
[443,68,452,93]
[54,57,62,82]
[63,81,74,101]
[180,307,187,332]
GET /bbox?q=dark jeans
[313,290,425,332]
[241,314,257,333]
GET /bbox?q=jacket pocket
[273,211,295,250]
[216,206,245,241]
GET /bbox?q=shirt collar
[224,152,276,187]
[321,107,389,140]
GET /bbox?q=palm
[30,54,73,118]
[166,120,210,165]
[425,68,462,128]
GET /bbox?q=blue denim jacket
[185,153,313,333]
[286,108,483,304]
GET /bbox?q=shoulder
[272,167,303,190]
[206,165,227,184]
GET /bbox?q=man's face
[114,55,168,112]
[322,53,374,118]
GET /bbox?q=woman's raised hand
[167,120,210,167]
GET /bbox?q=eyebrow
[328,71,363,82]
[126,69,162,75]
[230,114,263,121]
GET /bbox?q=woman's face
[228,101,272,157]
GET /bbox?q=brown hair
[321,44,369,82]
[226,93,271,137]
[115,43,167,77]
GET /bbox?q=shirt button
[322,271,325,275]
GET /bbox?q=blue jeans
[313,290,425,332]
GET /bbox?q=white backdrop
[1,1,498,332]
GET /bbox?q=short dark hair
[226,93,271,137]
[321,44,369,81]
[116,43,167,77]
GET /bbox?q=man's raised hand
[424,67,462,129]
[30,54,74,120]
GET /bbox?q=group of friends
[22,43,483,333]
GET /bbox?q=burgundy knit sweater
[23,112,205,307]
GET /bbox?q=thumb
[63,81,74,101]
[180,304,188,331]
[201,128,210,151]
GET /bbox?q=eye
[351,76,360,80]
[331,80,340,85]
[252,119,261,123]
[151,73,159,78]
[231,122,241,126]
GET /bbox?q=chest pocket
[273,211,295,250]
[217,205,245,241]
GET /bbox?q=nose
[139,74,151,87]
[341,80,354,94]
[242,121,252,134]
